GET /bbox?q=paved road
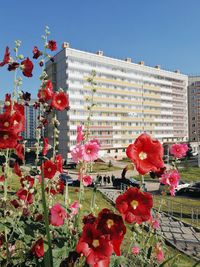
[99,188,200,261]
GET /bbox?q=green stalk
[41,162,53,267]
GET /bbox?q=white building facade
[46,46,188,160]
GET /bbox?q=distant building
[46,45,188,160]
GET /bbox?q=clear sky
[0,0,200,99]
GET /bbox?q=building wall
[46,47,188,160]
[188,76,200,142]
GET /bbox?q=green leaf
[159,254,180,267]
[192,261,200,267]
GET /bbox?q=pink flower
[77,125,84,144]
[132,246,140,255]
[82,175,93,186]
[42,137,49,156]
[155,243,164,262]
[70,201,79,216]
[50,203,68,226]
[71,145,84,163]
[170,143,188,159]
[152,219,160,229]
[82,141,100,162]
[160,170,180,188]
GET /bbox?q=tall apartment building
[188,76,200,143]
[0,99,39,147]
[46,45,188,160]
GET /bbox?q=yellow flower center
[107,219,114,229]
[87,149,91,154]
[139,151,147,160]
[57,100,61,104]
[4,122,9,127]
[92,239,100,248]
[48,168,52,172]
[131,200,139,210]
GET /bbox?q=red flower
[8,62,19,71]
[13,162,22,177]
[0,111,24,135]
[0,47,10,67]
[50,203,68,226]
[16,188,33,204]
[76,224,113,267]
[126,133,164,175]
[21,57,33,77]
[38,80,53,102]
[47,40,57,51]
[41,160,57,179]
[51,92,69,111]
[82,213,96,225]
[42,137,49,156]
[56,179,65,194]
[15,143,24,160]
[10,199,21,208]
[0,131,18,149]
[0,175,5,182]
[32,46,42,59]
[96,209,126,256]
[20,175,34,188]
[55,154,63,173]
[32,238,44,258]
[116,187,153,224]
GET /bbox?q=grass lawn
[75,162,121,173]
[179,166,200,182]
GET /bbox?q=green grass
[179,166,200,182]
[75,162,121,173]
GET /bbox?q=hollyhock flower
[0,234,4,247]
[70,201,79,216]
[126,133,164,175]
[4,94,12,111]
[77,125,84,144]
[32,238,44,258]
[51,92,69,111]
[170,143,188,159]
[15,143,24,160]
[82,175,93,186]
[82,141,100,162]
[82,213,96,225]
[71,145,84,163]
[16,188,33,204]
[96,209,126,256]
[21,57,34,77]
[38,80,54,102]
[155,243,164,262]
[0,46,10,67]
[50,203,68,226]
[116,187,153,224]
[0,111,24,135]
[32,46,42,59]
[13,162,22,177]
[76,224,113,267]
[10,199,21,208]
[160,170,180,195]
[41,160,57,179]
[0,175,5,182]
[132,246,140,255]
[55,154,63,173]
[42,137,49,156]
[149,167,166,179]
[21,91,31,101]
[56,179,65,194]
[47,40,57,51]
[0,131,18,149]
[8,62,19,71]
[20,175,34,188]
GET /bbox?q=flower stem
[41,161,53,267]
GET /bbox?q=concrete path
[98,188,200,261]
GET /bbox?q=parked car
[113,178,140,189]
[59,173,73,185]
[179,182,200,197]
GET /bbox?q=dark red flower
[10,199,21,208]
[47,40,57,51]
[15,143,24,161]
[20,175,34,188]
[149,167,166,179]
[126,133,164,175]
[32,238,44,258]
[0,47,10,67]
[55,154,63,173]
[116,187,153,224]
[0,111,24,135]
[8,62,19,71]
[0,175,5,182]
[76,224,113,267]
[0,131,18,149]
[21,91,31,102]
[32,46,42,59]
[41,160,57,179]
[56,179,65,194]
[38,80,53,102]
[82,213,96,225]
[13,162,22,177]
[16,188,33,204]
[0,234,4,247]
[21,57,33,77]
[42,137,49,156]
[51,92,69,111]
[96,209,126,256]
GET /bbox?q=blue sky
[0,0,200,99]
